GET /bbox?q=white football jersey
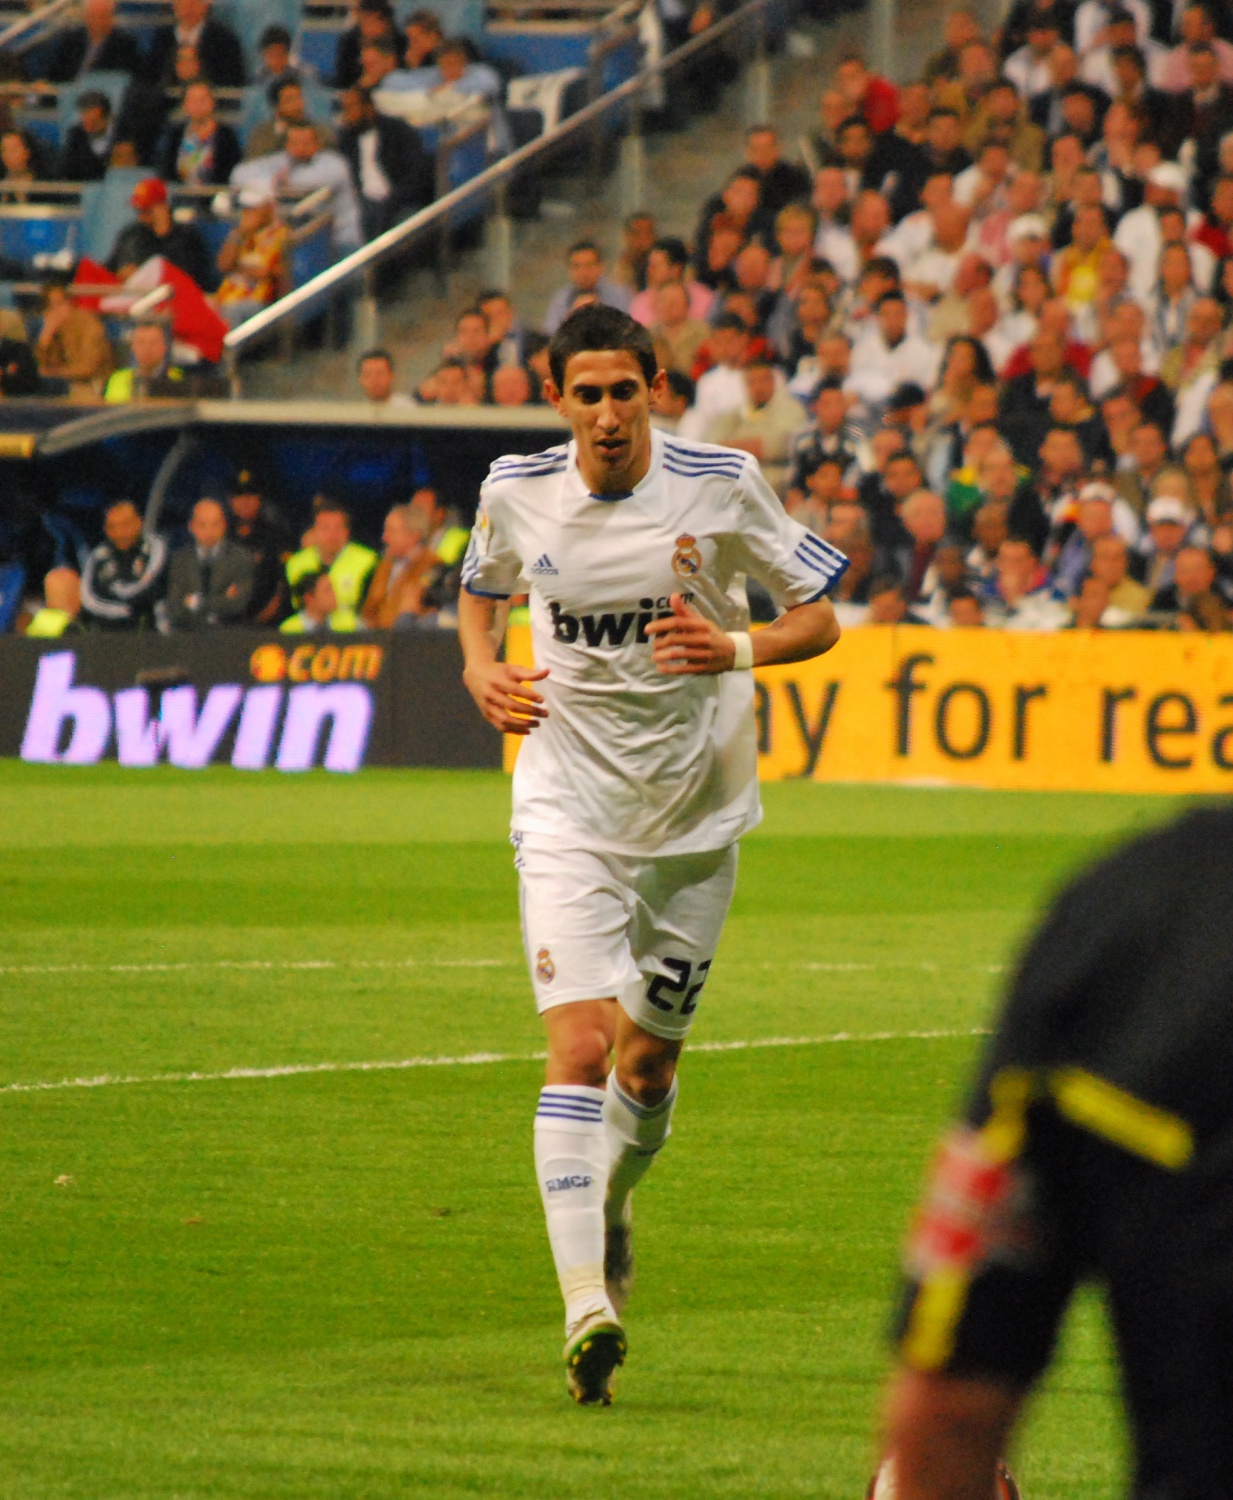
[462,429,847,856]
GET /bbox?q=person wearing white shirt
[1114,161,1187,300]
[848,292,942,407]
[903,201,972,308]
[1081,15,1171,89]
[676,315,752,441]
[1006,21,1064,98]
[1074,0,1151,55]
[231,122,362,252]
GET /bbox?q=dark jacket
[108,218,214,290]
[81,533,168,630]
[167,538,255,629]
[0,337,38,395]
[145,18,247,87]
[332,25,406,88]
[228,504,294,623]
[58,123,112,181]
[157,120,242,186]
[42,25,142,83]
[339,114,435,214]
[751,159,813,217]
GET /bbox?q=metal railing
[0,0,74,54]
[222,0,776,391]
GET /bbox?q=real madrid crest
[536,947,555,983]
[672,532,702,578]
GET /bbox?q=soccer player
[457,306,846,1405]
[882,804,1233,1498]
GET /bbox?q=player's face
[548,349,665,495]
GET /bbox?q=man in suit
[1165,42,1233,175]
[337,87,434,241]
[167,497,254,629]
[58,90,114,181]
[41,0,141,83]
[145,0,245,88]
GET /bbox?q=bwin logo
[549,596,695,648]
[531,553,558,575]
[546,1174,593,1192]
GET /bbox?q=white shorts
[513,834,738,1042]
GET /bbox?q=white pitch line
[0,957,1006,978]
[0,1028,989,1097]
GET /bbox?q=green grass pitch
[0,763,1180,1498]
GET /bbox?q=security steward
[883,805,1233,1499]
[285,498,377,614]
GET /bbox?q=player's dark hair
[664,369,695,404]
[547,304,658,390]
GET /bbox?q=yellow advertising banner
[504,624,1233,794]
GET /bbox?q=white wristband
[726,631,754,671]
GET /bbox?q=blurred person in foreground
[167,497,253,629]
[34,279,113,399]
[279,569,361,633]
[286,499,377,612]
[361,503,433,627]
[881,802,1233,1500]
[23,568,83,638]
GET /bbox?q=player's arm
[458,590,548,735]
[647,592,839,675]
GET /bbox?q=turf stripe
[0,1028,990,1097]
[0,958,1006,977]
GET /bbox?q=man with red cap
[107,176,213,290]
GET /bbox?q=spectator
[361,503,433,627]
[418,357,482,405]
[491,364,532,407]
[23,567,84,638]
[676,314,749,439]
[867,574,914,623]
[167,497,254,629]
[34,281,113,399]
[213,184,290,328]
[58,90,115,182]
[286,500,377,613]
[1142,489,1195,605]
[80,499,167,630]
[0,128,50,202]
[947,586,985,625]
[255,23,317,89]
[227,469,292,624]
[630,237,714,325]
[650,282,711,377]
[704,355,807,494]
[357,347,413,408]
[1181,429,1233,526]
[477,289,526,368]
[337,86,434,241]
[849,292,942,408]
[1084,530,1152,622]
[0,325,39,396]
[104,322,190,402]
[612,212,657,292]
[334,0,406,89]
[650,370,695,433]
[543,242,634,334]
[145,0,246,87]
[743,125,812,217]
[403,9,443,69]
[835,51,899,135]
[1174,543,1232,628]
[159,79,240,187]
[244,79,337,161]
[232,123,362,255]
[279,569,361,633]
[984,535,1069,628]
[357,34,401,91]
[108,177,213,289]
[43,0,141,82]
[892,488,949,602]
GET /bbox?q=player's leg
[517,839,643,1401]
[602,845,739,1303]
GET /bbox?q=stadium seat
[297,20,342,83]
[0,207,83,262]
[78,168,148,263]
[211,0,303,73]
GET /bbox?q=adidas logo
[531,553,558,575]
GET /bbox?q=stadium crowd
[344,0,1233,634]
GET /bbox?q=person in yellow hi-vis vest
[23,567,84,638]
[285,500,377,613]
[280,570,362,634]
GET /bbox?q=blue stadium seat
[0,563,26,633]
[212,0,303,72]
[0,209,82,262]
[423,0,484,43]
[79,168,148,263]
[298,22,342,83]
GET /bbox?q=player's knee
[616,1038,678,1105]
[548,1022,611,1087]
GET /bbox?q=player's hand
[463,660,550,734]
[646,593,735,675]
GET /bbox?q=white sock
[533,1086,612,1329]
[603,1074,677,1227]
